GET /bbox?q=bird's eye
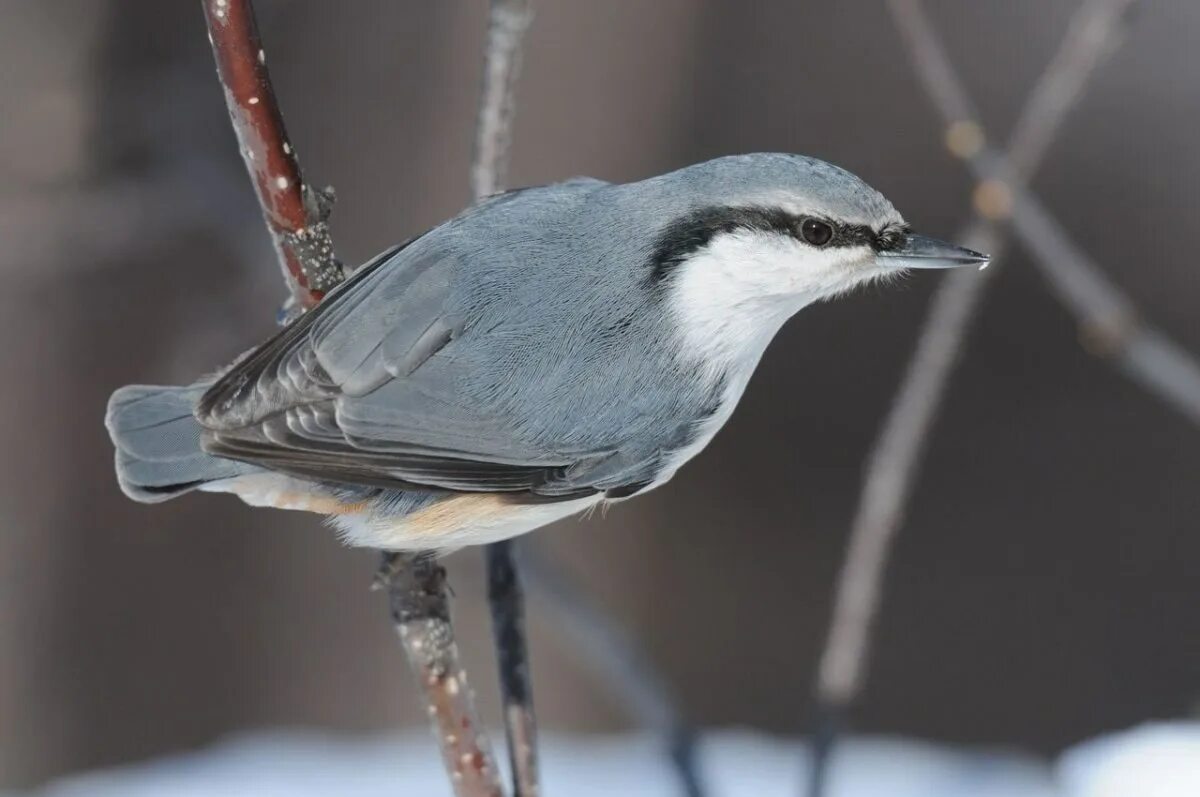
[800,218,834,247]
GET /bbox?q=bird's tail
[105,382,258,503]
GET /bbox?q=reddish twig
[202,0,341,311]
[201,4,504,796]
[378,554,505,797]
[808,1,1139,795]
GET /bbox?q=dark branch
[487,542,538,797]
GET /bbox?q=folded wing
[196,188,647,500]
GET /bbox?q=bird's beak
[877,233,990,270]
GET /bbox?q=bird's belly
[200,473,369,513]
[332,492,602,552]
[204,472,600,552]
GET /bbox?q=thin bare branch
[819,0,1139,704]
[1003,2,1129,177]
[814,235,996,706]
[487,541,538,797]
[809,3,1139,793]
[202,0,342,310]
[976,151,1200,425]
[471,0,534,201]
[470,1,538,794]
[202,4,504,796]
[377,554,505,797]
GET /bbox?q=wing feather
[196,188,633,500]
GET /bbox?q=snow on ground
[1057,723,1200,797]
[9,723,1197,797]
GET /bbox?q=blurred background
[1,0,1197,789]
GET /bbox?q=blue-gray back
[197,175,724,496]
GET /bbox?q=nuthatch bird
[106,153,987,550]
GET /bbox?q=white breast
[652,230,824,486]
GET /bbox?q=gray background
[1,0,1197,787]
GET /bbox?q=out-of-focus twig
[470,0,534,201]
[520,546,705,797]
[893,0,1200,423]
[977,151,1200,425]
[469,1,539,794]
[808,1,1141,794]
[891,0,1200,424]
[202,0,342,312]
[201,4,504,796]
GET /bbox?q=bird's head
[641,153,988,368]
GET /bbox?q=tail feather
[105,383,257,502]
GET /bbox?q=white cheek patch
[660,229,883,484]
[791,240,878,297]
[682,230,874,301]
[669,230,878,376]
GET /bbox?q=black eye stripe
[823,220,910,251]
[831,223,874,248]
[648,206,908,283]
